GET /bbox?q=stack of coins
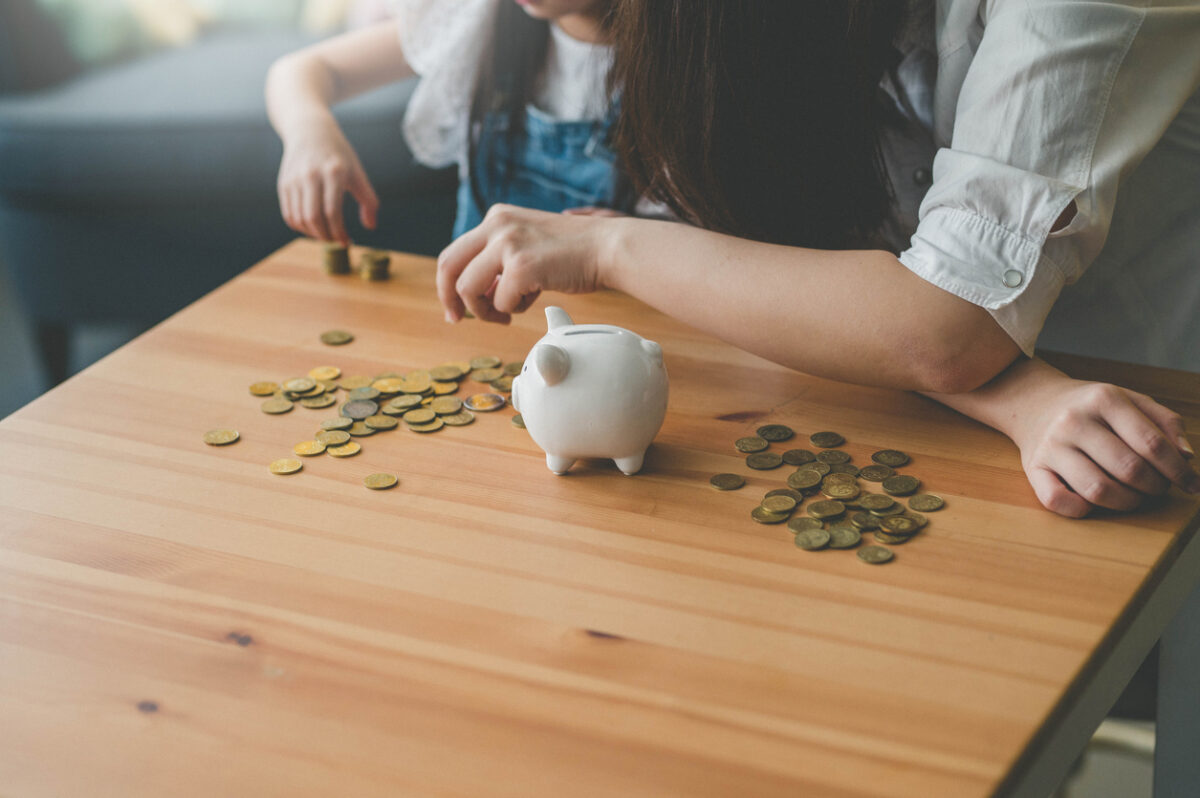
[322,243,352,275]
[359,249,391,281]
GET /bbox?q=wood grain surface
[1,239,1197,798]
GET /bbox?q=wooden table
[2,240,1197,798]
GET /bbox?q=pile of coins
[359,249,390,281]
[711,425,944,565]
[322,243,351,275]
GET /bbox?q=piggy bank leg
[546,454,575,475]
[613,452,645,476]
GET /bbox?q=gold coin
[299,394,336,409]
[471,367,504,383]
[828,463,859,476]
[858,464,895,482]
[807,499,846,520]
[432,381,459,395]
[710,473,745,491]
[340,399,380,421]
[293,440,326,456]
[365,414,399,431]
[881,474,920,496]
[908,494,945,512]
[283,378,316,394]
[249,381,279,396]
[827,523,862,549]
[510,413,525,429]
[787,469,822,491]
[822,472,857,486]
[322,242,351,274]
[788,516,824,534]
[794,528,831,551]
[809,431,845,448]
[873,530,912,546]
[327,442,361,457]
[308,366,341,381]
[387,395,423,411]
[269,458,303,475]
[746,452,783,470]
[348,421,377,437]
[464,393,506,412]
[398,374,433,394]
[822,482,860,501]
[751,506,790,524]
[765,488,805,503]
[857,545,894,564]
[403,408,436,425]
[429,396,463,416]
[202,429,239,446]
[502,362,523,377]
[440,410,476,427]
[261,397,294,415]
[320,417,354,431]
[735,436,769,453]
[850,512,880,531]
[880,515,919,536]
[317,379,340,393]
[869,503,907,518]
[364,473,398,490]
[408,418,445,433]
[470,355,502,370]
[338,375,373,391]
[448,360,472,374]
[429,364,465,382]
[372,378,405,395]
[315,430,351,446]
[872,449,910,468]
[857,494,895,512]
[807,461,831,476]
[490,375,514,393]
[347,386,381,401]
[782,449,816,466]
[761,495,797,514]
[816,449,851,465]
[902,511,929,530]
[320,330,354,346]
[756,424,794,442]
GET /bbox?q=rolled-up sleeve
[897,0,1200,355]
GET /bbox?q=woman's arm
[266,21,415,244]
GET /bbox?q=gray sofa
[0,8,457,384]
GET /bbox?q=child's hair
[611,0,907,249]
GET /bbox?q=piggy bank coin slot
[563,330,617,336]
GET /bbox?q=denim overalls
[452,102,620,238]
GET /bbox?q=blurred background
[0,0,457,418]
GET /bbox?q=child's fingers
[324,180,349,247]
[348,170,379,231]
[302,182,333,242]
[1104,390,1200,493]
[1028,465,1091,518]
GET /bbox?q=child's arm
[923,357,1199,516]
[266,21,415,245]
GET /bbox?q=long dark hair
[611,1,906,249]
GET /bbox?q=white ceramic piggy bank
[512,306,668,475]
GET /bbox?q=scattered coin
[909,494,945,512]
[348,386,382,401]
[903,511,929,530]
[857,545,894,564]
[470,356,502,370]
[249,381,279,396]
[828,463,860,476]
[365,414,399,431]
[781,449,816,466]
[751,506,790,524]
[326,442,361,457]
[320,330,354,346]
[502,362,523,376]
[869,503,906,517]
[364,473,398,490]
[873,530,912,545]
[432,381,459,395]
[510,413,526,429]
[795,528,832,551]
[464,393,506,412]
[757,424,794,442]
[293,440,326,456]
[308,366,341,381]
[746,452,784,470]
[807,500,846,520]
[315,430,351,446]
[735,436,770,453]
[202,429,239,446]
[408,418,445,433]
[371,378,404,395]
[764,488,805,503]
[441,410,476,426]
[807,461,832,476]
[827,523,862,549]
[283,378,316,394]
[850,512,880,531]
[261,397,294,415]
[430,396,463,416]
[341,399,380,421]
[880,515,919,536]
[339,375,373,391]
[881,474,921,496]
[816,450,851,465]
[299,394,336,409]
[761,495,797,514]
[387,395,423,411]
[809,431,845,448]
[710,473,745,491]
[822,482,860,501]
[429,364,465,382]
[858,464,895,482]
[788,516,824,534]
[269,458,303,475]
[857,494,896,512]
[348,421,377,437]
[402,408,436,425]
[490,376,514,392]
[320,417,354,431]
[872,449,910,468]
[788,469,823,491]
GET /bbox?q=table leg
[1154,580,1200,796]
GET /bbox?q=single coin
[710,473,745,491]
[261,397,294,415]
[827,523,862,549]
[320,329,354,346]
[857,545,895,564]
[429,364,465,382]
[283,378,316,394]
[464,393,507,412]
[761,495,797,514]
[809,431,845,448]
[880,515,919,536]
[502,362,523,377]
[807,461,832,476]
[735,436,770,453]
[320,417,354,431]
[816,450,851,465]
[365,414,399,431]
[794,528,832,551]
[398,373,433,394]
[756,424,795,442]
[348,386,381,401]
[827,463,860,476]
[372,378,405,395]
[441,410,476,427]
[387,395,423,411]
[857,493,896,512]
[327,442,361,458]
[402,408,437,425]
[807,499,846,520]
[269,458,303,475]
[293,440,326,457]
[858,464,896,482]
[340,399,380,421]
[788,469,823,491]
[872,449,911,468]
[432,381,459,395]
[869,503,907,517]
[339,375,373,391]
[781,449,816,466]
[909,493,945,512]
[488,376,513,393]
[308,366,341,381]
[874,530,912,546]
[348,421,377,437]
[788,516,824,534]
[315,430,351,446]
[249,381,279,396]
[765,488,805,503]
[470,355,502,370]
[471,367,504,383]
[317,379,340,393]
[375,371,401,380]
[430,396,463,416]
[364,473,398,491]
[408,418,445,433]
[902,511,929,530]
[510,413,525,429]
[822,482,860,501]
[202,429,239,446]
[751,506,790,525]
[822,471,858,486]
[850,512,880,531]
[290,383,325,398]
[746,452,783,470]
[449,360,473,374]
[881,474,921,496]
[299,394,336,409]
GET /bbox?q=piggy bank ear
[534,344,570,385]
[545,306,574,331]
[641,339,663,364]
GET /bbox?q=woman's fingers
[437,224,490,321]
[1071,420,1171,497]
[1118,390,1200,490]
[1028,465,1092,518]
[454,238,511,324]
[1043,446,1143,512]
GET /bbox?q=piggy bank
[512,306,668,475]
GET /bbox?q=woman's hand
[277,119,378,246]
[436,204,621,324]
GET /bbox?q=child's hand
[277,120,378,246]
